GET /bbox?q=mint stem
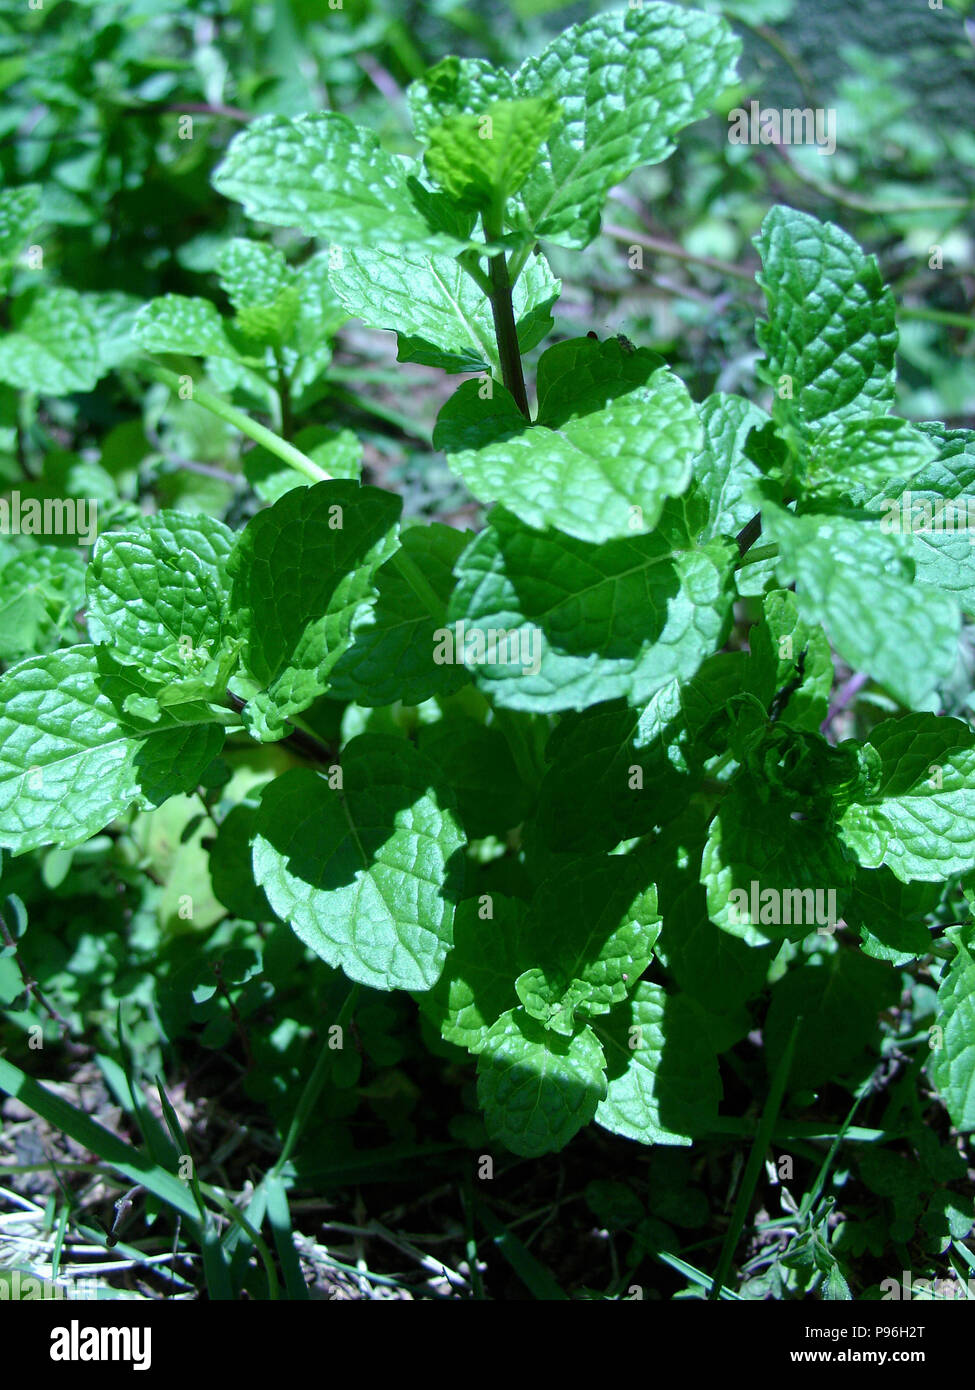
[735,512,763,557]
[735,542,778,571]
[0,911,71,1029]
[145,361,445,634]
[274,351,293,441]
[145,361,330,483]
[225,691,337,766]
[487,249,530,419]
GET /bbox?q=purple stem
[821,671,869,736]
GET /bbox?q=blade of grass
[155,1076,234,1301]
[797,1074,876,1224]
[657,1250,743,1300]
[113,1006,184,1187]
[72,1220,197,1292]
[200,1186,279,1301]
[154,1078,207,1222]
[709,1015,801,1300]
[273,984,360,1179]
[947,1248,975,1298]
[0,1056,200,1227]
[225,1184,267,1263]
[222,986,362,1278]
[707,1116,889,1142]
[50,1201,69,1282]
[461,1176,486,1300]
[265,1176,309,1300]
[476,1202,567,1300]
[97,1051,179,1171]
[279,1141,460,1187]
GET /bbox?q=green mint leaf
[0,646,226,854]
[477,1008,607,1156]
[81,291,142,376]
[516,855,661,1022]
[326,523,469,707]
[212,112,467,254]
[800,416,938,504]
[408,57,516,144]
[329,245,559,375]
[208,802,275,924]
[447,506,735,712]
[416,719,532,840]
[529,656,750,842]
[701,779,853,944]
[215,238,293,315]
[420,894,526,1053]
[86,512,234,692]
[132,294,244,361]
[424,96,562,212]
[0,287,101,395]
[251,736,466,991]
[283,253,348,376]
[592,982,721,1145]
[402,178,477,244]
[625,655,751,779]
[691,392,769,542]
[138,252,344,385]
[844,866,941,964]
[746,726,880,813]
[535,697,693,855]
[754,206,898,432]
[928,927,975,1132]
[763,499,959,710]
[839,714,975,882]
[227,480,401,740]
[763,950,899,1091]
[131,791,226,934]
[0,546,85,662]
[648,810,772,1020]
[872,424,975,616]
[232,299,302,351]
[513,5,739,248]
[515,971,592,1037]
[0,185,40,268]
[436,337,701,542]
[744,588,834,733]
[669,393,775,597]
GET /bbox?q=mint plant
[1,2,974,1174]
